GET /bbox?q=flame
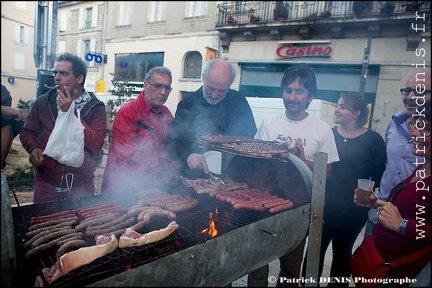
[201,212,218,238]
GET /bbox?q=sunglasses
[400,88,431,97]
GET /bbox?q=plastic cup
[358,179,375,191]
[356,179,375,206]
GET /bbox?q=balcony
[215,1,430,51]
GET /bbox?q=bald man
[165,59,257,180]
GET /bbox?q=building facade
[2,1,431,137]
[1,1,37,108]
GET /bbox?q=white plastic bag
[43,101,85,167]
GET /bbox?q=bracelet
[399,219,408,237]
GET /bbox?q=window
[148,2,166,22]
[14,52,25,70]
[183,52,202,78]
[114,52,164,82]
[14,24,28,44]
[59,11,67,31]
[118,2,131,26]
[79,6,98,29]
[235,1,246,12]
[186,1,205,18]
[85,7,93,28]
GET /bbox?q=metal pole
[304,152,327,287]
[41,1,49,70]
[359,36,372,97]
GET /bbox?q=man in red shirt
[102,66,178,194]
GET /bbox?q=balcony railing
[216,1,430,27]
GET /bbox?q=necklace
[338,127,359,143]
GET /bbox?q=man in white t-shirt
[248,64,339,287]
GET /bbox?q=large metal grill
[11,152,312,287]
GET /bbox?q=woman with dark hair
[302,91,387,287]
[353,104,431,284]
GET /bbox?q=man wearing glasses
[364,70,431,237]
[165,59,257,180]
[102,66,178,193]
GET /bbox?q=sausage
[263,199,291,209]
[75,201,119,215]
[131,220,148,232]
[257,197,285,205]
[78,212,119,225]
[28,216,79,231]
[24,227,73,249]
[55,239,87,259]
[87,214,130,231]
[166,198,199,213]
[225,195,249,205]
[80,206,127,219]
[269,201,294,214]
[25,239,59,259]
[25,219,78,238]
[137,207,162,221]
[29,211,77,225]
[164,196,193,209]
[24,232,82,259]
[85,217,135,237]
[139,208,173,221]
[75,213,120,231]
[232,201,266,211]
[30,229,77,249]
[56,232,84,246]
[127,206,151,217]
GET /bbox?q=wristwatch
[399,219,408,237]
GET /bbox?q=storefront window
[114,52,164,82]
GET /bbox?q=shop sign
[276,41,333,59]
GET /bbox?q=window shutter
[60,11,67,31]
[92,5,98,27]
[89,39,96,67]
[14,25,20,42]
[78,8,84,29]
[77,40,82,56]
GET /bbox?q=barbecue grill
[9,148,313,287]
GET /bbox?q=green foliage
[5,165,35,191]
[106,72,135,124]
[273,2,289,20]
[380,2,395,14]
[353,1,373,15]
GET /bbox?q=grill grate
[22,218,202,287]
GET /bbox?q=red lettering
[276,44,332,58]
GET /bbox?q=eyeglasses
[407,120,432,136]
[147,81,172,92]
[400,88,431,97]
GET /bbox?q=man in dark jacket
[20,53,106,204]
[165,59,257,180]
